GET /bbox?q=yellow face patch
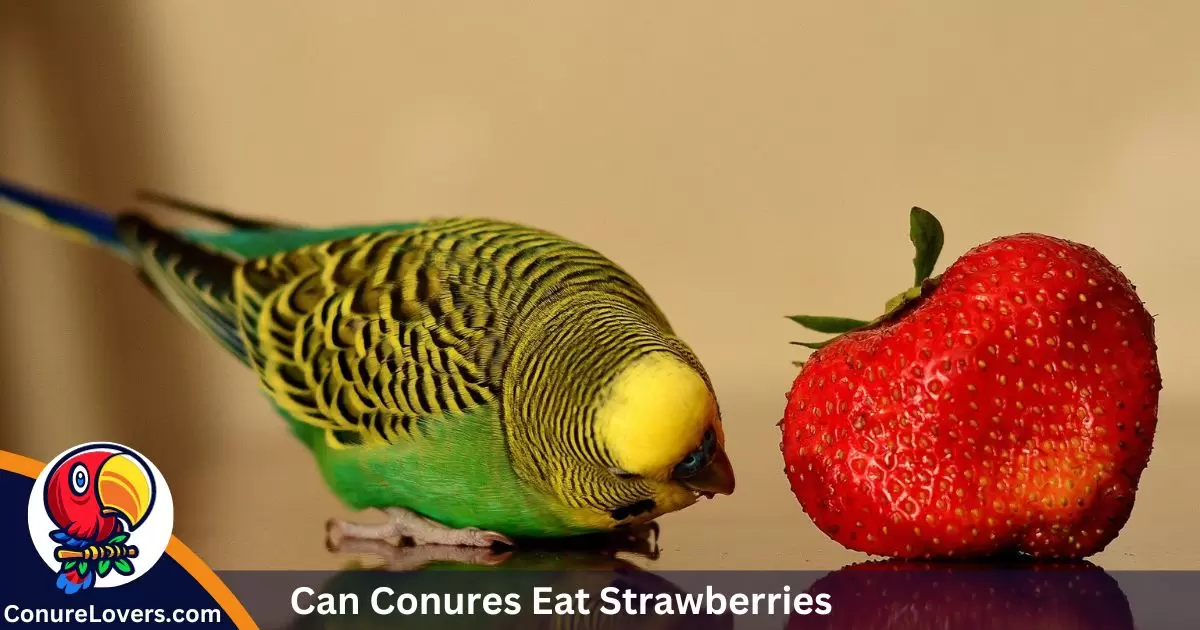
[595,352,716,478]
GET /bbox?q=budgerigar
[0,179,735,546]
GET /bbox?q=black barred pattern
[115,216,247,360]
[232,219,688,468]
[115,214,709,518]
[501,296,707,512]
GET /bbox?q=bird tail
[55,564,96,595]
[50,529,96,595]
[0,177,250,361]
[0,177,134,262]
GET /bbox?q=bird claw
[328,536,515,570]
[408,526,515,548]
[616,521,661,559]
[325,508,515,550]
[475,529,517,548]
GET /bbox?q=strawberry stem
[787,207,947,360]
[884,285,924,314]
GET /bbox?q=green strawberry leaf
[98,560,112,577]
[787,315,869,333]
[787,206,948,365]
[910,206,944,285]
[114,559,134,576]
[63,560,77,571]
[108,533,129,544]
[77,561,90,576]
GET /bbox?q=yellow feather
[594,352,717,478]
[1,199,101,247]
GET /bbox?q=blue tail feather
[56,566,95,594]
[0,177,128,255]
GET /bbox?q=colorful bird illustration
[42,446,155,594]
[0,180,734,547]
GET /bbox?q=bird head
[46,447,155,537]
[596,352,735,516]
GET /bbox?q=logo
[26,443,174,594]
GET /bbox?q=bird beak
[97,453,154,530]
[682,447,736,496]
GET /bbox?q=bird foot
[326,507,515,549]
[615,520,661,559]
[327,536,514,570]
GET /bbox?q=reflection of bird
[0,180,735,546]
[283,526,732,630]
[43,448,154,594]
[328,522,663,572]
[793,559,1134,630]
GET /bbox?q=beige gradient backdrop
[0,1,1197,571]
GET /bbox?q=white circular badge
[27,442,174,593]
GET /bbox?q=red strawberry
[779,208,1160,559]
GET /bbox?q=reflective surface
[1,2,1198,572]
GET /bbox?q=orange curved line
[0,450,258,630]
[0,451,42,478]
[165,538,258,629]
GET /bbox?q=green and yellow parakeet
[0,179,735,546]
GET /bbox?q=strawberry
[779,208,1161,559]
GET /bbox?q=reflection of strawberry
[779,208,1160,559]
[790,560,1134,630]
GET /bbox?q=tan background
[0,1,1197,571]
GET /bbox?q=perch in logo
[38,445,158,594]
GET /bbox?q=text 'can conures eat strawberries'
[779,208,1160,560]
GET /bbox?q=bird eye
[69,463,89,496]
[672,428,716,480]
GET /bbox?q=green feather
[182,223,420,258]
[284,403,585,537]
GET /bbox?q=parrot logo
[27,443,174,595]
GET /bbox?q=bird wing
[233,223,504,449]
